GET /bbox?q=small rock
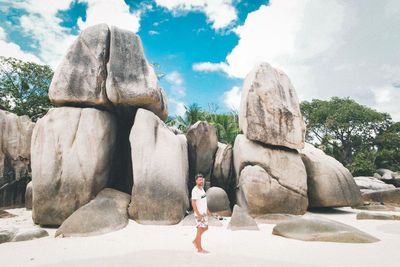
[0,227,17,244]
[272,215,379,243]
[356,212,400,220]
[55,188,130,237]
[12,228,49,242]
[228,205,259,231]
[206,187,231,216]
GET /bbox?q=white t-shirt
[191,186,207,215]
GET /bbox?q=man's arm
[191,199,203,221]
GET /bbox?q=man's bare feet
[199,249,209,254]
[192,240,199,250]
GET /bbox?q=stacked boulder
[129,109,189,224]
[186,121,218,196]
[0,110,35,208]
[234,62,362,217]
[31,24,174,227]
[210,142,235,204]
[298,143,363,208]
[234,63,308,217]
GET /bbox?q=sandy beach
[1,207,400,267]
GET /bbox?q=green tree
[171,103,241,145]
[0,57,55,121]
[300,97,391,167]
[374,122,400,171]
[175,103,206,132]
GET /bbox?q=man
[191,173,212,253]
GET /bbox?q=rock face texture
[354,176,395,193]
[106,26,168,121]
[228,205,259,231]
[206,187,231,216]
[239,63,305,149]
[211,142,234,196]
[0,110,35,208]
[49,24,110,108]
[299,143,363,208]
[234,134,308,216]
[255,214,297,224]
[362,189,400,204]
[56,188,130,237]
[356,212,400,220]
[0,227,48,244]
[48,24,168,121]
[25,181,32,210]
[375,169,400,187]
[129,109,189,225]
[272,215,379,243]
[353,204,400,212]
[31,107,117,225]
[186,121,218,191]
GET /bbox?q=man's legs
[193,226,208,253]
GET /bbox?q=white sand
[1,207,400,267]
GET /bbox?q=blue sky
[1,0,400,120]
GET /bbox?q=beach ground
[1,207,400,267]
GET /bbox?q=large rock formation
[129,109,189,224]
[206,187,231,216]
[31,107,117,225]
[233,134,308,216]
[239,63,305,149]
[354,176,395,193]
[106,26,168,120]
[362,189,400,204]
[272,215,379,243]
[299,143,363,208]
[186,121,218,191]
[211,142,234,195]
[356,212,400,221]
[0,110,35,208]
[56,188,130,237]
[25,181,32,210]
[49,24,110,108]
[375,169,400,187]
[48,24,168,121]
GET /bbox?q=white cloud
[2,0,143,69]
[0,41,41,63]
[192,62,228,72]
[77,0,141,32]
[155,0,237,29]
[195,0,400,120]
[0,27,5,40]
[222,86,241,111]
[169,98,186,117]
[165,71,185,97]
[149,30,159,35]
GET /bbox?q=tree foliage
[301,97,399,175]
[0,57,55,121]
[168,103,241,145]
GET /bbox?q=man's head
[195,173,204,187]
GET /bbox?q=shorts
[194,213,208,228]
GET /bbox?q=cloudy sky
[1,0,399,120]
